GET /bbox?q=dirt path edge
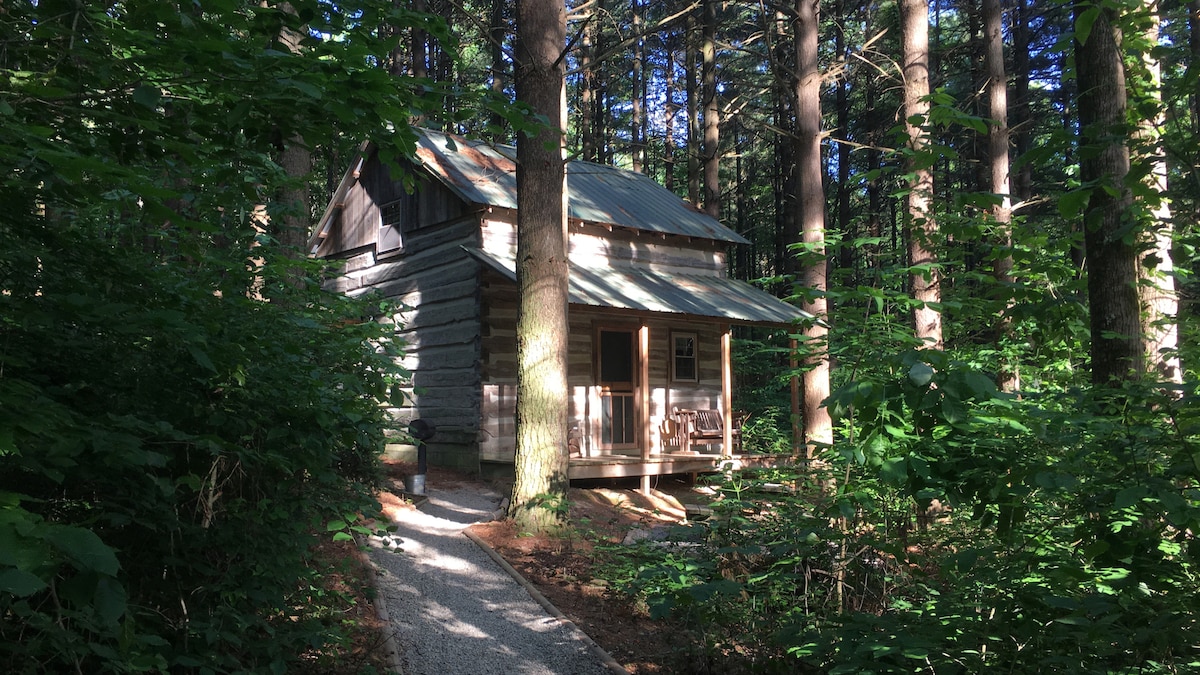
[462,529,631,675]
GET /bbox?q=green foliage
[597,370,1200,673]
[0,0,470,670]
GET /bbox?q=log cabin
[310,128,808,484]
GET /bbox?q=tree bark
[510,0,570,534]
[488,0,509,138]
[664,33,678,192]
[701,0,720,219]
[1011,0,1032,207]
[1076,0,1143,384]
[686,8,701,205]
[795,0,832,452]
[274,3,310,254]
[1135,1,1181,383]
[580,11,598,162]
[984,0,1017,392]
[631,0,645,173]
[901,0,942,350]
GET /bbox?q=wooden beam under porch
[567,453,792,480]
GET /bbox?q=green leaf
[331,531,354,542]
[908,363,934,387]
[1114,486,1146,509]
[132,84,161,109]
[47,526,120,576]
[1075,5,1101,46]
[93,576,127,625]
[187,344,218,373]
[1058,188,1091,218]
[0,568,47,596]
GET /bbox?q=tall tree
[794,0,831,452]
[901,0,942,350]
[984,0,1017,391]
[510,0,571,533]
[1076,0,1143,383]
[1134,0,1181,383]
[687,8,702,204]
[702,0,721,218]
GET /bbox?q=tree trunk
[274,3,310,254]
[795,0,831,452]
[488,0,509,138]
[1076,0,1143,384]
[1135,1,1181,383]
[580,11,597,162]
[1192,0,1200,134]
[901,0,942,350]
[664,35,678,192]
[1011,0,1032,207]
[510,0,570,534]
[701,0,720,219]
[631,0,645,173]
[686,8,701,205]
[834,0,853,281]
[984,0,1017,392]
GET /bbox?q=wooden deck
[567,452,793,480]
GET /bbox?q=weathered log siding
[321,150,485,470]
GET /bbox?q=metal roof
[415,128,749,245]
[464,247,811,327]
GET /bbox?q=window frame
[670,331,699,383]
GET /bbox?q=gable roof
[413,128,749,244]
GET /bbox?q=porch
[567,451,793,480]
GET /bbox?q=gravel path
[367,485,615,675]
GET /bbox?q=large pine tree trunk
[901,0,942,350]
[686,9,701,205]
[1076,0,1143,383]
[1012,0,1032,207]
[510,0,570,534]
[795,0,831,452]
[702,0,720,218]
[664,34,678,192]
[984,0,1017,392]
[488,0,509,138]
[631,0,645,173]
[1135,2,1181,383]
[580,12,597,162]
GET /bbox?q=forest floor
[368,461,715,674]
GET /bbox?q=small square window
[672,332,697,382]
[378,196,413,254]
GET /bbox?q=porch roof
[464,247,812,327]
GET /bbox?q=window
[598,330,634,387]
[672,332,698,382]
[377,195,414,254]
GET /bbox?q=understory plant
[598,354,1200,673]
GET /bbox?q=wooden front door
[597,329,638,451]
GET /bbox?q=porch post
[721,324,733,460]
[639,323,651,494]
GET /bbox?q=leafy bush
[0,225,404,672]
[0,1,444,670]
[598,355,1200,673]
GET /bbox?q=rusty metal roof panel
[417,128,748,245]
[463,247,810,326]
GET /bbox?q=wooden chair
[672,407,742,454]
